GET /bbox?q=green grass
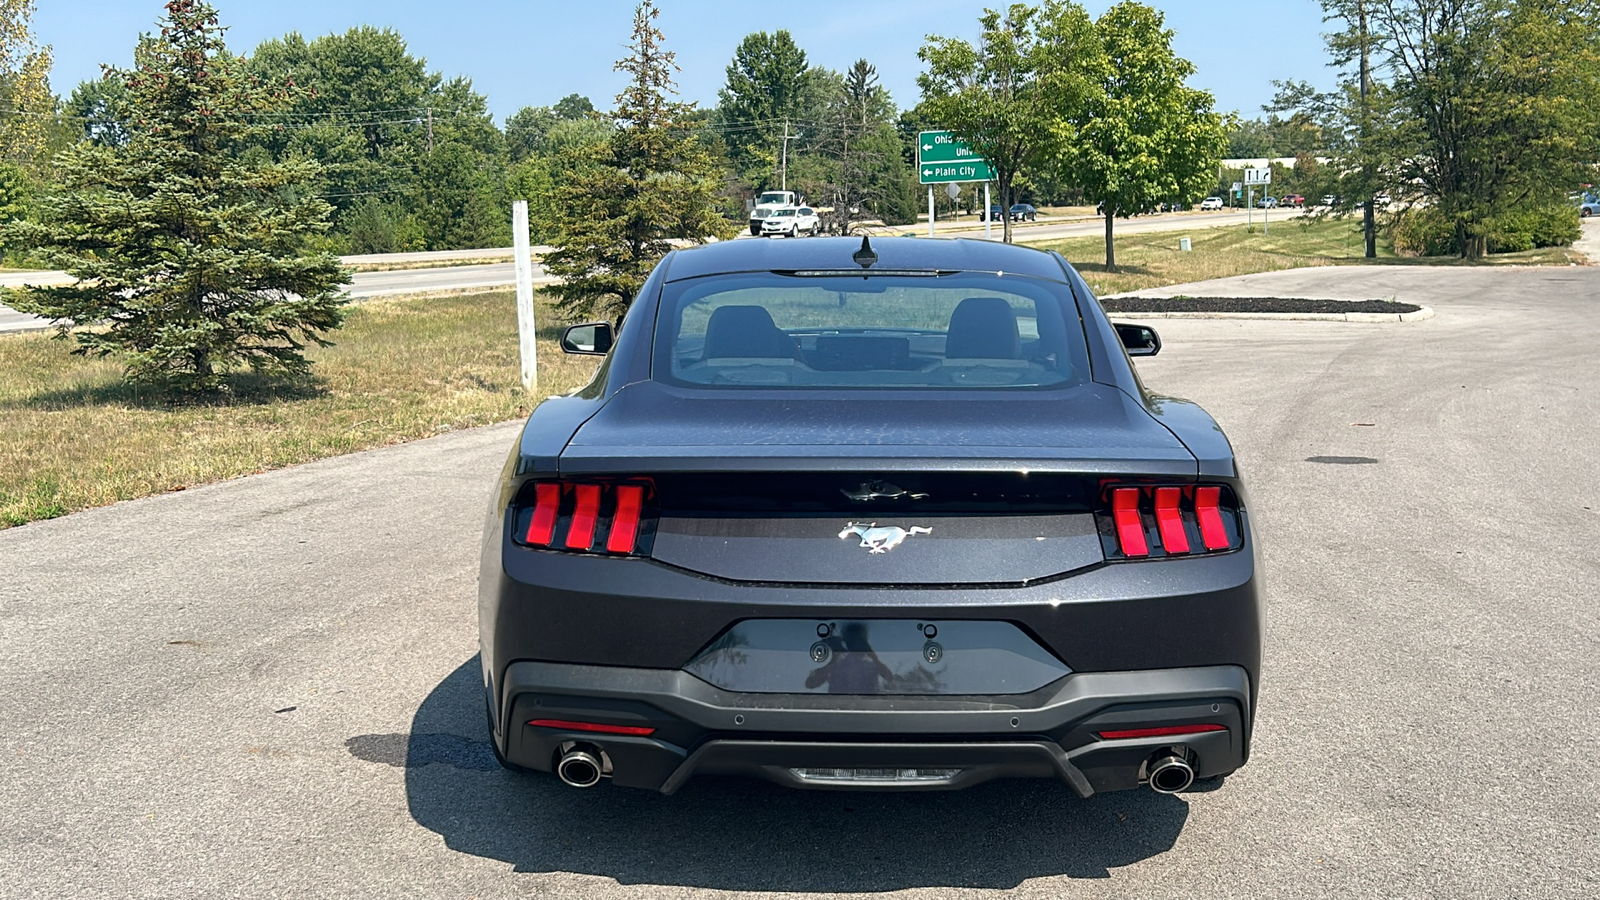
[1037,215,1584,296]
[0,290,600,528]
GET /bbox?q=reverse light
[526,718,657,737]
[1099,484,1242,559]
[1096,723,1227,740]
[515,479,655,556]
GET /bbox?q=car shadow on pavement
[364,656,1191,891]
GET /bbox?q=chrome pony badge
[841,480,930,502]
[838,522,932,554]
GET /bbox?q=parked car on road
[1200,196,1224,210]
[1009,203,1038,222]
[1279,195,1305,208]
[758,206,820,238]
[1581,195,1600,218]
[984,204,1005,221]
[1255,196,1278,209]
[481,235,1263,798]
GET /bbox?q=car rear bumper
[494,661,1251,795]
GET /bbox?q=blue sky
[38,0,1338,123]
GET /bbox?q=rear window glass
[654,272,1089,390]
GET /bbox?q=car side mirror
[560,322,614,356]
[1114,322,1161,357]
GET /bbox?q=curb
[1107,306,1434,323]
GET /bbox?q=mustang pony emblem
[841,480,930,502]
[838,522,932,554]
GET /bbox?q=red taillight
[526,718,657,737]
[1111,487,1149,557]
[514,479,653,556]
[1097,723,1226,740]
[524,482,561,547]
[1100,483,1239,559]
[1153,486,1189,554]
[565,484,602,550]
[1194,486,1229,551]
[606,484,644,554]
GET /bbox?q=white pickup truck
[748,191,798,235]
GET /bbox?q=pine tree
[4,0,346,392]
[543,1,732,323]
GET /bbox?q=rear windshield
[654,271,1089,390]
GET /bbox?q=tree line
[2,0,1596,393]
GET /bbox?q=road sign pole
[928,187,935,238]
[985,183,992,240]
[1248,186,1253,229]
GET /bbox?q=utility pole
[779,118,797,192]
[1359,0,1376,258]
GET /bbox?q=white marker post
[985,183,992,240]
[512,200,537,391]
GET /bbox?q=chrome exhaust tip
[1147,752,1196,794]
[555,747,604,788]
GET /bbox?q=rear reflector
[526,718,657,737]
[1097,723,1227,740]
[1194,486,1229,551]
[1111,487,1149,557]
[565,484,602,550]
[1153,486,1189,554]
[524,483,561,547]
[605,484,644,554]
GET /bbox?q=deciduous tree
[4,0,347,392]
[918,1,1099,243]
[0,0,53,167]
[1068,2,1226,269]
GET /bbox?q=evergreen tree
[544,1,732,323]
[3,0,347,392]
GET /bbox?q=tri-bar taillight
[1099,484,1242,559]
[512,480,655,556]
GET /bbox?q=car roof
[663,236,1070,282]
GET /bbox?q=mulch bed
[1100,296,1422,314]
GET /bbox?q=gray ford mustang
[478,236,1262,796]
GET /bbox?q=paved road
[3,266,1598,899]
[0,262,554,333]
[1,210,1298,333]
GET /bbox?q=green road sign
[918,130,993,183]
[918,130,984,164]
[920,161,995,184]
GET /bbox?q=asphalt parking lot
[2,264,1597,898]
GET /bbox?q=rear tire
[1583,208,1592,218]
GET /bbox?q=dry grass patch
[1040,216,1580,296]
[0,290,599,527]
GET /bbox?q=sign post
[1244,167,1272,235]
[985,182,992,241]
[512,200,538,391]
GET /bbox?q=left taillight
[510,480,656,557]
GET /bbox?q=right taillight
[1098,484,1242,560]
[510,479,656,557]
